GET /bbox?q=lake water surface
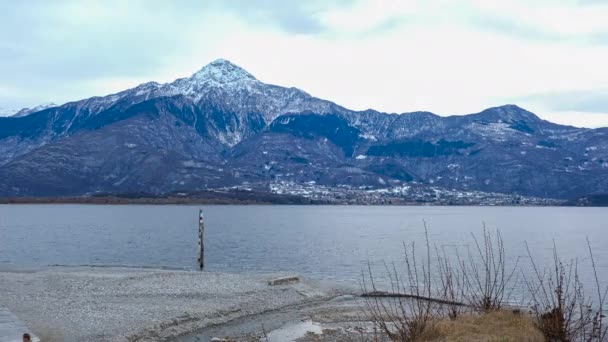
[1,205,606,290]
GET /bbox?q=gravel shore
[0,266,346,341]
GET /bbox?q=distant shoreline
[1,189,604,206]
[0,190,317,205]
[0,196,599,206]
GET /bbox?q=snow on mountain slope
[1,59,607,199]
[55,59,335,124]
[153,59,336,121]
[1,59,336,147]
[12,103,58,117]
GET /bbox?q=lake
[1,205,606,291]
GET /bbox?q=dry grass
[418,310,545,342]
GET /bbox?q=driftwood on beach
[361,291,469,307]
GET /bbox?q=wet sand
[175,294,387,342]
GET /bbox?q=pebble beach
[0,266,349,341]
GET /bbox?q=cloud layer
[1,0,608,127]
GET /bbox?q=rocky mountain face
[0,59,606,199]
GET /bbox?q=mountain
[12,103,58,117]
[0,59,606,199]
[0,103,57,118]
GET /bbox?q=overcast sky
[1,0,608,127]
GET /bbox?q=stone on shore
[268,276,300,286]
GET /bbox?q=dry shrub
[362,228,437,341]
[363,225,606,342]
[434,243,466,320]
[523,238,608,341]
[458,227,519,313]
[363,226,519,341]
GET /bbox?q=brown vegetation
[523,238,607,341]
[363,226,607,342]
[419,310,544,341]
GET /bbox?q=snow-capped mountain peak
[155,59,264,106]
[190,59,257,84]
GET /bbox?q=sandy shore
[0,266,351,341]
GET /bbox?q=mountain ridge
[0,59,606,200]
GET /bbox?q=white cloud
[468,0,608,36]
[537,111,608,128]
[320,0,419,33]
[1,0,608,127]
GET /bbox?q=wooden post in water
[198,209,205,270]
